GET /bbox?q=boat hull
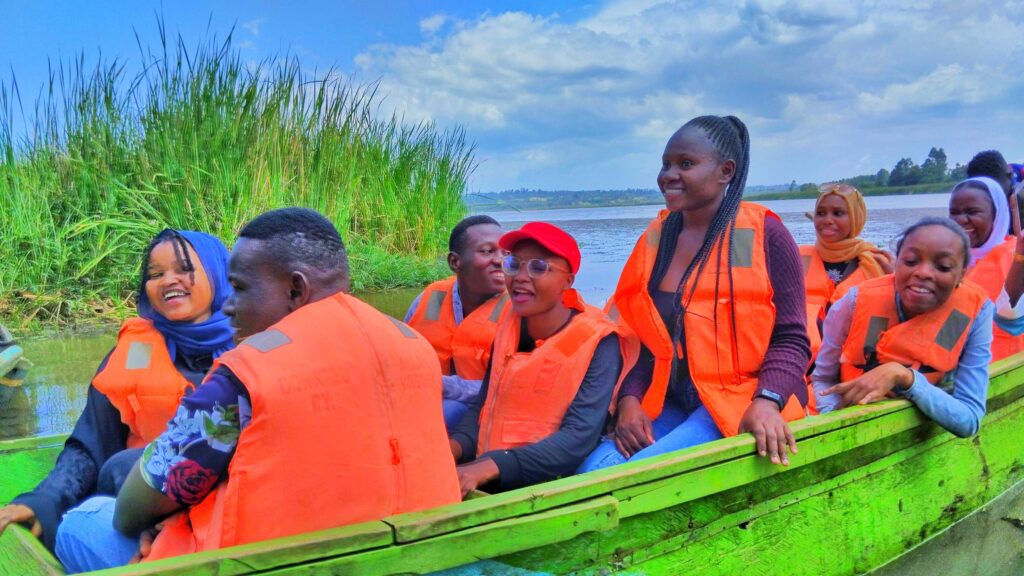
[3,355,1024,575]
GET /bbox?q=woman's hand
[738,398,797,466]
[613,396,654,458]
[456,458,500,498]
[872,250,895,274]
[0,504,41,538]
[128,520,169,564]
[449,439,463,462]
[822,362,914,409]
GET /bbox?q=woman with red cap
[580,115,812,473]
[449,222,638,496]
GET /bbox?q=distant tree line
[788,147,967,193]
[473,147,971,211]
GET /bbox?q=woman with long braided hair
[579,115,812,472]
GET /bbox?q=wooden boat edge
[2,354,1024,575]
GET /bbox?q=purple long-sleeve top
[619,217,811,407]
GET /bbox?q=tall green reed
[0,26,472,327]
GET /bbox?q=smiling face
[504,240,573,318]
[453,223,506,299]
[949,184,995,248]
[223,238,295,341]
[894,225,967,319]
[656,127,734,214]
[814,194,853,243]
[144,240,214,324]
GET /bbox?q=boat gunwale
[3,353,1024,575]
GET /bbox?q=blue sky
[3,1,1023,193]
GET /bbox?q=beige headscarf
[814,183,886,278]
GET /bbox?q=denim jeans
[55,496,137,574]
[577,400,723,473]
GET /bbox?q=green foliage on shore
[752,182,951,201]
[0,26,470,327]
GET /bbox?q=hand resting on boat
[822,362,914,409]
[738,398,797,466]
[456,458,500,498]
[613,395,797,466]
[0,503,42,538]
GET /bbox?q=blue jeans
[577,401,723,473]
[56,496,137,574]
[443,399,470,432]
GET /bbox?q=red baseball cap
[499,222,581,273]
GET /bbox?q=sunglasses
[502,255,570,279]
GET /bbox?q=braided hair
[140,229,197,294]
[651,115,750,385]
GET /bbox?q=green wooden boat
[3,354,1024,575]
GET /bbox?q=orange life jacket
[91,318,194,449]
[840,275,988,388]
[477,289,639,455]
[966,236,1024,362]
[609,202,809,437]
[407,276,509,380]
[147,292,460,560]
[799,245,872,359]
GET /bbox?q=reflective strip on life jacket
[610,202,808,437]
[799,245,872,360]
[840,275,987,388]
[91,318,193,448]
[477,288,638,455]
[407,276,508,380]
[147,292,460,560]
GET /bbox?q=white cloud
[353,1,1024,190]
[420,14,448,35]
[242,18,264,37]
[857,65,1009,114]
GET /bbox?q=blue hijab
[137,230,235,360]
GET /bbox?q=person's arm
[991,284,1024,335]
[403,291,425,323]
[3,351,128,551]
[441,374,484,403]
[736,219,809,466]
[449,362,489,463]
[757,218,812,404]
[810,289,857,414]
[618,344,654,401]
[896,302,994,438]
[1004,231,1024,308]
[476,335,622,490]
[114,367,248,536]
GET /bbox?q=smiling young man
[448,222,637,496]
[56,208,460,572]
[405,215,509,430]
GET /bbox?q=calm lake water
[0,192,951,441]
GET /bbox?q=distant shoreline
[471,182,952,212]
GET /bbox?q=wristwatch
[754,389,786,411]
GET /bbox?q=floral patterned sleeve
[139,366,251,506]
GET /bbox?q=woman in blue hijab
[0,229,234,553]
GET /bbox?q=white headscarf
[953,176,1010,265]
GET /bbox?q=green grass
[0,24,467,328]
